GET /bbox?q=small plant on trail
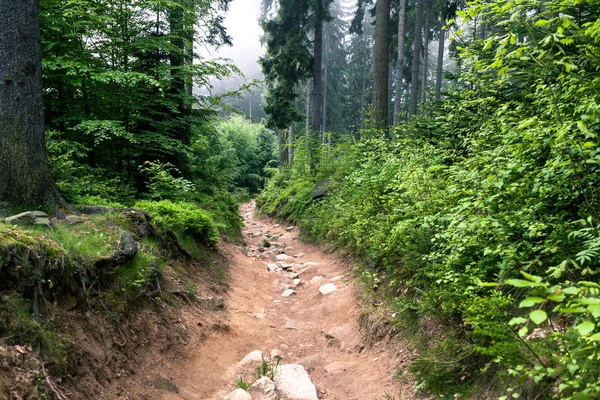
[235,376,251,391]
[262,239,271,247]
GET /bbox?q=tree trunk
[420,15,429,104]
[288,124,294,164]
[311,0,323,134]
[409,0,423,116]
[0,0,62,208]
[323,54,328,135]
[435,24,445,100]
[372,0,390,134]
[278,129,288,168]
[360,61,367,130]
[393,0,406,126]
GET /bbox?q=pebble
[281,289,296,297]
[319,283,337,295]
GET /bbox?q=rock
[273,364,318,400]
[278,263,294,271]
[303,262,321,267]
[198,296,225,310]
[65,215,86,225]
[294,252,305,258]
[286,226,295,231]
[240,350,264,365]
[292,279,302,288]
[273,224,280,228]
[285,319,304,330]
[312,179,332,202]
[224,388,252,400]
[296,354,321,372]
[5,211,48,225]
[267,263,279,272]
[319,283,337,295]
[281,289,296,297]
[35,217,51,226]
[329,275,344,282]
[310,276,326,286]
[276,254,294,262]
[324,362,356,374]
[250,376,278,400]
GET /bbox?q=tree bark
[393,0,406,126]
[311,0,323,134]
[435,24,445,100]
[420,15,429,104]
[372,0,390,134]
[288,124,294,164]
[0,0,62,208]
[409,0,424,116]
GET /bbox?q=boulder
[224,388,252,400]
[250,376,278,400]
[240,350,264,366]
[273,364,318,400]
[312,179,332,203]
[5,211,49,226]
[319,283,337,295]
[281,289,296,297]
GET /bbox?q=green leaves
[529,310,548,325]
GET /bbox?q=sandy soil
[146,201,423,400]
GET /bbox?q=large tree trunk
[323,53,328,135]
[435,23,445,100]
[372,0,390,134]
[409,0,424,116]
[393,0,406,126]
[310,0,324,173]
[420,15,429,104]
[311,0,323,134]
[278,129,288,168]
[0,0,62,209]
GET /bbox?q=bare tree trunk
[311,0,324,173]
[420,15,429,104]
[409,0,424,116]
[393,0,406,126]
[360,62,367,130]
[288,125,293,164]
[323,56,328,135]
[373,0,390,134]
[306,80,311,133]
[0,0,62,208]
[278,129,288,167]
[435,24,445,100]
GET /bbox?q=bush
[134,200,219,245]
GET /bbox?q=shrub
[134,200,219,245]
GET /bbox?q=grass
[235,376,252,391]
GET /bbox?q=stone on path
[319,283,337,295]
[273,364,318,400]
[276,254,294,262]
[250,376,278,400]
[329,275,344,282]
[292,279,302,288]
[281,289,296,297]
[286,226,295,231]
[240,350,263,365]
[303,262,321,267]
[267,263,279,272]
[294,252,305,258]
[224,388,252,400]
[324,362,356,374]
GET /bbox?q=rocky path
[160,201,415,400]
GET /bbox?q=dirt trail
[159,201,415,400]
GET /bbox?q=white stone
[240,350,263,365]
[273,364,318,400]
[329,275,344,282]
[281,289,296,297]
[250,376,278,400]
[267,263,279,272]
[303,262,321,267]
[276,254,294,262]
[292,279,302,288]
[294,252,305,258]
[224,388,252,400]
[319,283,337,295]
[286,226,295,231]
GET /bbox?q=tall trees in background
[0,0,63,208]
[409,0,424,115]
[393,0,406,126]
[372,0,391,132]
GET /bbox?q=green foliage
[139,161,195,201]
[134,200,219,245]
[258,0,600,395]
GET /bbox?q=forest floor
[147,201,424,400]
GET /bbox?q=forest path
[160,201,415,400]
